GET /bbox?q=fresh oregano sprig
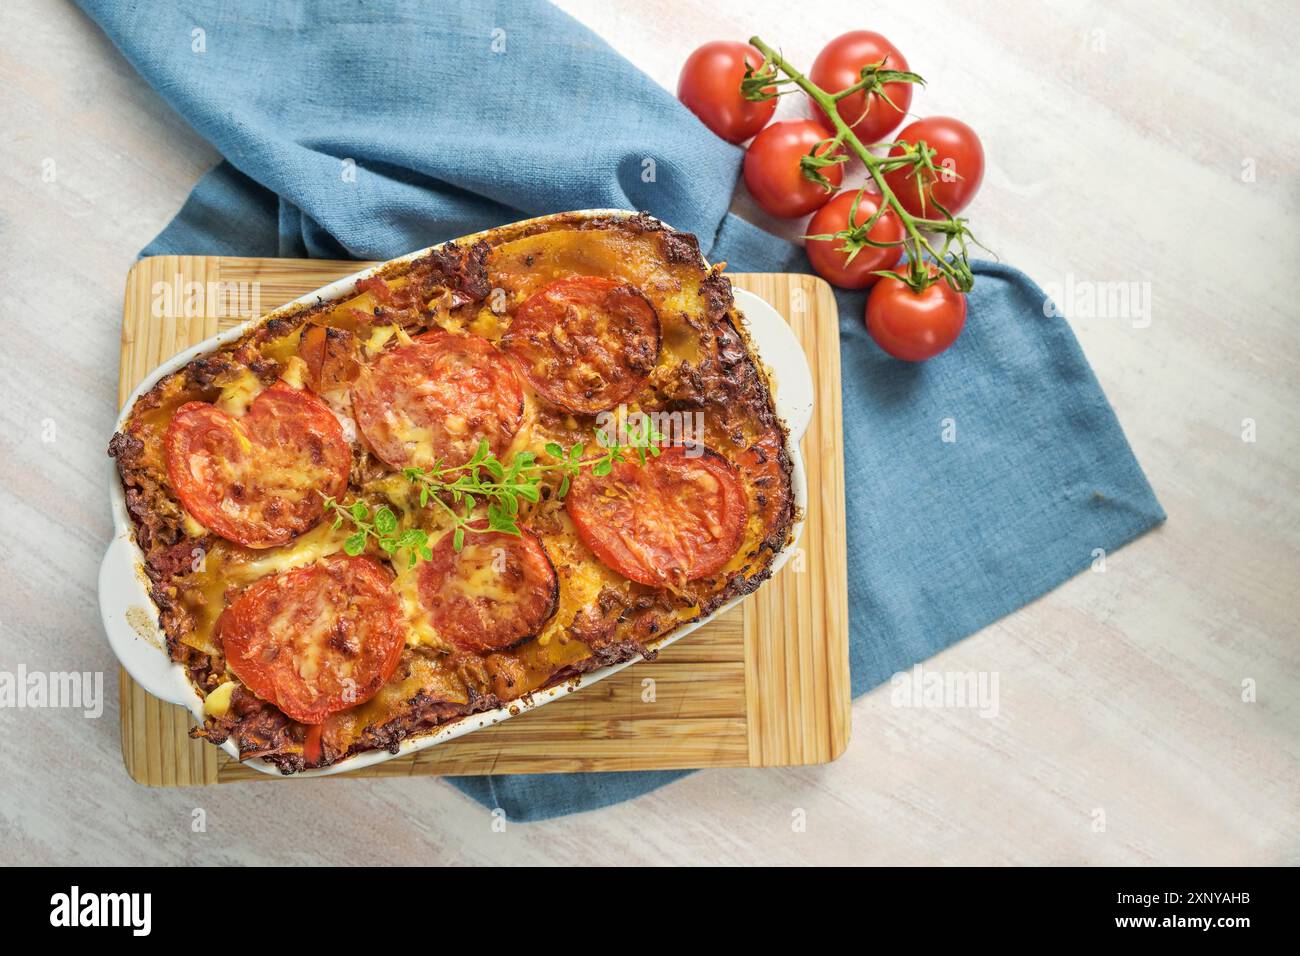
[321,496,433,567]
[324,418,666,560]
[404,418,665,552]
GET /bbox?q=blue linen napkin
[81,0,1164,820]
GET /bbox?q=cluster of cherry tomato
[677,32,985,361]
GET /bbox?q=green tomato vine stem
[746,36,977,294]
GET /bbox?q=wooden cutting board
[115,255,850,785]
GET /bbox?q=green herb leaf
[344,532,367,556]
[374,506,397,536]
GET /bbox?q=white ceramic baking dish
[98,209,813,778]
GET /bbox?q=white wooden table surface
[1,0,1296,865]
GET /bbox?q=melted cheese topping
[203,680,237,717]
[393,563,450,652]
[215,369,264,417]
[279,354,308,390]
[443,541,520,604]
[364,324,398,355]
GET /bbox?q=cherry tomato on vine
[809,31,913,143]
[882,117,985,218]
[677,41,776,144]
[865,273,967,361]
[805,190,905,290]
[743,119,843,219]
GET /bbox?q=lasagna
[108,212,794,773]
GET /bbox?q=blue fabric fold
[81,0,1163,821]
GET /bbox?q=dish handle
[98,536,191,706]
[731,288,816,443]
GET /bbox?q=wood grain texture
[114,257,850,784]
[2,0,1297,864]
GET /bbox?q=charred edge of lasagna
[471,210,710,271]
[115,212,795,773]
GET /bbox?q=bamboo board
[115,255,849,785]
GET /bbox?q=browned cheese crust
[109,212,794,773]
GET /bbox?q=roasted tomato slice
[298,324,359,393]
[351,330,523,470]
[302,724,323,764]
[218,555,405,724]
[565,445,746,586]
[415,524,559,654]
[502,275,661,414]
[164,380,350,549]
